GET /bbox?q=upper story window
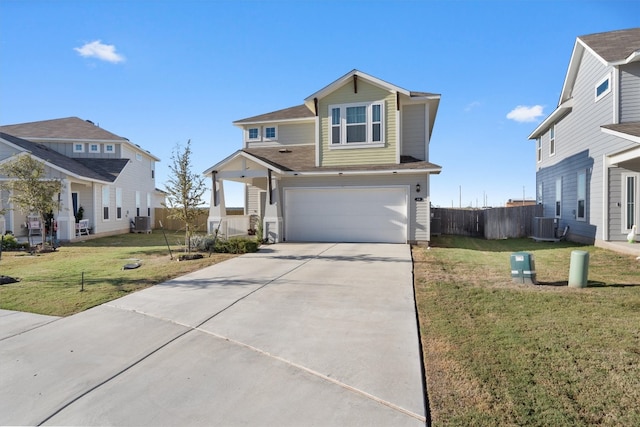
[105,144,115,154]
[136,153,142,162]
[329,101,384,146]
[248,128,260,141]
[89,143,100,153]
[549,125,556,156]
[536,138,542,162]
[264,126,277,141]
[595,73,611,101]
[73,143,84,153]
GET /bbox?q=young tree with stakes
[0,155,61,247]
[164,140,206,253]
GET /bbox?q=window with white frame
[537,138,542,162]
[136,153,142,162]
[549,125,556,156]
[329,101,384,146]
[105,144,115,154]
[555,178,562,218]
[537,182,543,204]
[89,143,100,153]
[577,171,586,221]
[595,73,611,101]
[102,186,110,220]
[247,127,260,141]
[116,188,123,220]
[147,193,151,217]
[264,126,277,140]
[73,143,84,153]
[624,174,637,231]
[135,191,141,217]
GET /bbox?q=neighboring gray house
[528,28,640,249]
[0,117,159,241]
[205,70,442,243]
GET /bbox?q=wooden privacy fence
[431,205,543,239]
[154,207,244,231]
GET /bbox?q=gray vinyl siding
[608,168,623,239]
[536,50,637,243]
[620,62,640,122]
[402,104,426,160]
[0,141,20,159]
[33,141,122,159]
[278,173,430,242]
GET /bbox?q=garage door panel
[285,187,407,243]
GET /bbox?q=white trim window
[247,127,261,141]
[263,126,277,141]
[595,73,611,101]
[105,143,115,154]
[577,170,586,221]
[147,193,151,217]
[102,186,110,221]
[116,187,123,220]
[73,143,84,153]
[135,191,141,217]
[555,178,562,218]
[89,143,100,153]
[549,125,556,156]
[623,174,638,231]
[537,138,542,162]
[329,101,384,146]
[537,182,543,204]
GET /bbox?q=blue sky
[1,0,638,208]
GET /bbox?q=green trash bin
[510,252,536,284]
[568,250,589,288]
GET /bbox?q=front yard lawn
[0,232,237,316]
[414,236,640,426]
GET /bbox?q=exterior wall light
[416,183,421,193]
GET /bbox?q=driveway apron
[0,243,426,426]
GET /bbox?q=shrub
[214,236,259,254]
[1,234,27,251]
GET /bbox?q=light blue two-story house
[528,28,640,252]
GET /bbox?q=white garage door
[284,187,407,243]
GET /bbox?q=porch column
[263,173,283,243]
[57,179,75,241]
[0,192,5,235]
[207,176,227,236]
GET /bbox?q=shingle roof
[0,117,128,141]
[579,28,640,63]
[233,105,315,124]
[602,121,640,138]
[0,132,127,182]
[243,145,441,173]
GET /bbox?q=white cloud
[464,101,482,112]
[74,40,125,63]
[506,105,544,123]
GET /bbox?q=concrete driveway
[0,243,426,426]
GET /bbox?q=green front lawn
[0,232,236,316]
[414,236,640,426]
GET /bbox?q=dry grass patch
[414,236,640,426]
[0,231,237,316]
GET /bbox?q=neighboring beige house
[0,117,159,241]
[205,70,442,243]
[528,28,640,251]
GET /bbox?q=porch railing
[221,215,251,237]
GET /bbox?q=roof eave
[528,99,574,140]
[232,116,316,127]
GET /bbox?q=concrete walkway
[0,243,426,426]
